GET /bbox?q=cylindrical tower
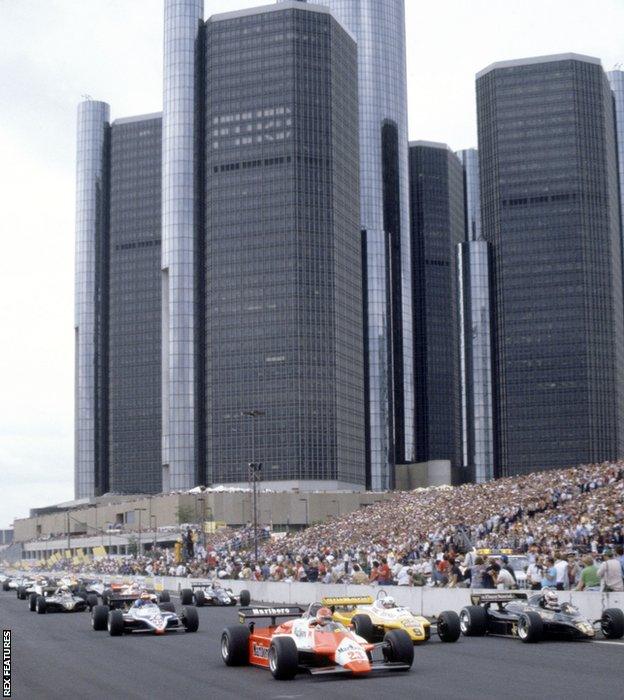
[74,99,110,499]
[162,0,204,491]
[322,0,412,489]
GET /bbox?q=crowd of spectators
[12,461,624,591]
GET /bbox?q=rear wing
[321,596,374,608]
[471,592,527,606]
[238,606,305,626]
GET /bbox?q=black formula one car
[460,591,624,643]
[92,598,198,636]
[30,586,97,614]
[180,582,250,607]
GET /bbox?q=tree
[176,505,195,525]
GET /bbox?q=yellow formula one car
[322,591,461,644]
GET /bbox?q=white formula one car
[92,594,198,636]
[180,581,251,607]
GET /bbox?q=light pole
[150,514,157,551]
[135,508,147,556]
[242,409,265,565]
[197,497,205,548]
[299,498,309,527]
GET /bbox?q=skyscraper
[478,53,624,476]
[204,3,364,488]
[409,142,464,474]
[74,0,365,496]
[456,148,494,483]
[607,69,624,240]
[322,0,413,489]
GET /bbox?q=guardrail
[9,569,622,621]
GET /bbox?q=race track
[2,590,622,700]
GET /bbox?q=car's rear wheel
[383,629,414,668]
[195,589,206,607]
[351,613,375,641]
[239,589,251,607]
[221,626,250,666]
[459,606,487,636]
[108,610,124,636]
[517,612,543,643]
[2,581,10,592]
[437,610,461,642]
[601,608,624,639]
[92,604,109,631]
[158,591,170,604]
[35,596,47,614]
[181,605,199,632]
[180,588,193,606]
[268,636,299,680]
[17,586,26,600]
[29,593,37,612]
[159,602,175,613]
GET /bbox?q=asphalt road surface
[2,591,622,700]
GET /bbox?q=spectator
[598,550,624,592]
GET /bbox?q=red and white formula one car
[221,603,414,680]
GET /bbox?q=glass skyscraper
[456,148,494,483]
[607,70,624,244]
[74,0,365,496]
[478,53,624,476]
[321,0,413,490]
[409,141,464,475]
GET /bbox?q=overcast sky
[1,0,623,529]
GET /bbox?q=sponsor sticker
[252,643,269,659]
[3,630,10,697]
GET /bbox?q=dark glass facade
[477,54,624,476]
[108,115,163,493]
[409,142,464,473]
[204,5,364,486]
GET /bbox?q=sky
[1,0,623,529]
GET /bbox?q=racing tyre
[92,605,110,631]
[102,589,112,606]
[108,609,124,636]
[351,614,375,642]
[269,636,299,680]
[35,596,47,614]
[2,581,10,591]
[76,589,88,601]
[159,602,175,613]
[86,594,98,611]
[181,605,199,633]
[383,629,414,668]
[518,612,543,643]
[239,589,251,607]
[601,608,624,640]
[29,593,37,612]
[159,591,170,604]
[194,589,206,607]
[437,610,461,643]
[180,588,193,606]
[459,606,488,636]
[221,625,250,666]
[17,586,26,600]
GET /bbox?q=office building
[456,148,494,483]
[477,53,624,476]
[74,0,365,496]
[607,70,624,241]
[409,142,464,475]
[321,0,413,489]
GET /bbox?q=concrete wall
[13,491,396,542]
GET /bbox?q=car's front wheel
[35,596,47,614]
[239,589,251,607]
[107,610,124,636]
[459,606,487,636]
[29,593,37,612]
[437,610,461,642]
[92,605,109,631]
[517,612,543,643]
[180,588,193,606]
[351,613,375,642]
[268,636,299,680]
[601,608,624,639]
[195,589,206,607]
[181,605,199,632]
[383,629,414,668]
[158,591,170,604]
[221,626,250,666]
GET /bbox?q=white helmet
[543,590,559,610]
[382,596,396,609]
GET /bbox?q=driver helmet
[543,590,559,610]
[140,590,152,601]
[315,607,333,626]
[381,595,396,609]
[60,585,70,594]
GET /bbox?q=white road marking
[593,640,624,646]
